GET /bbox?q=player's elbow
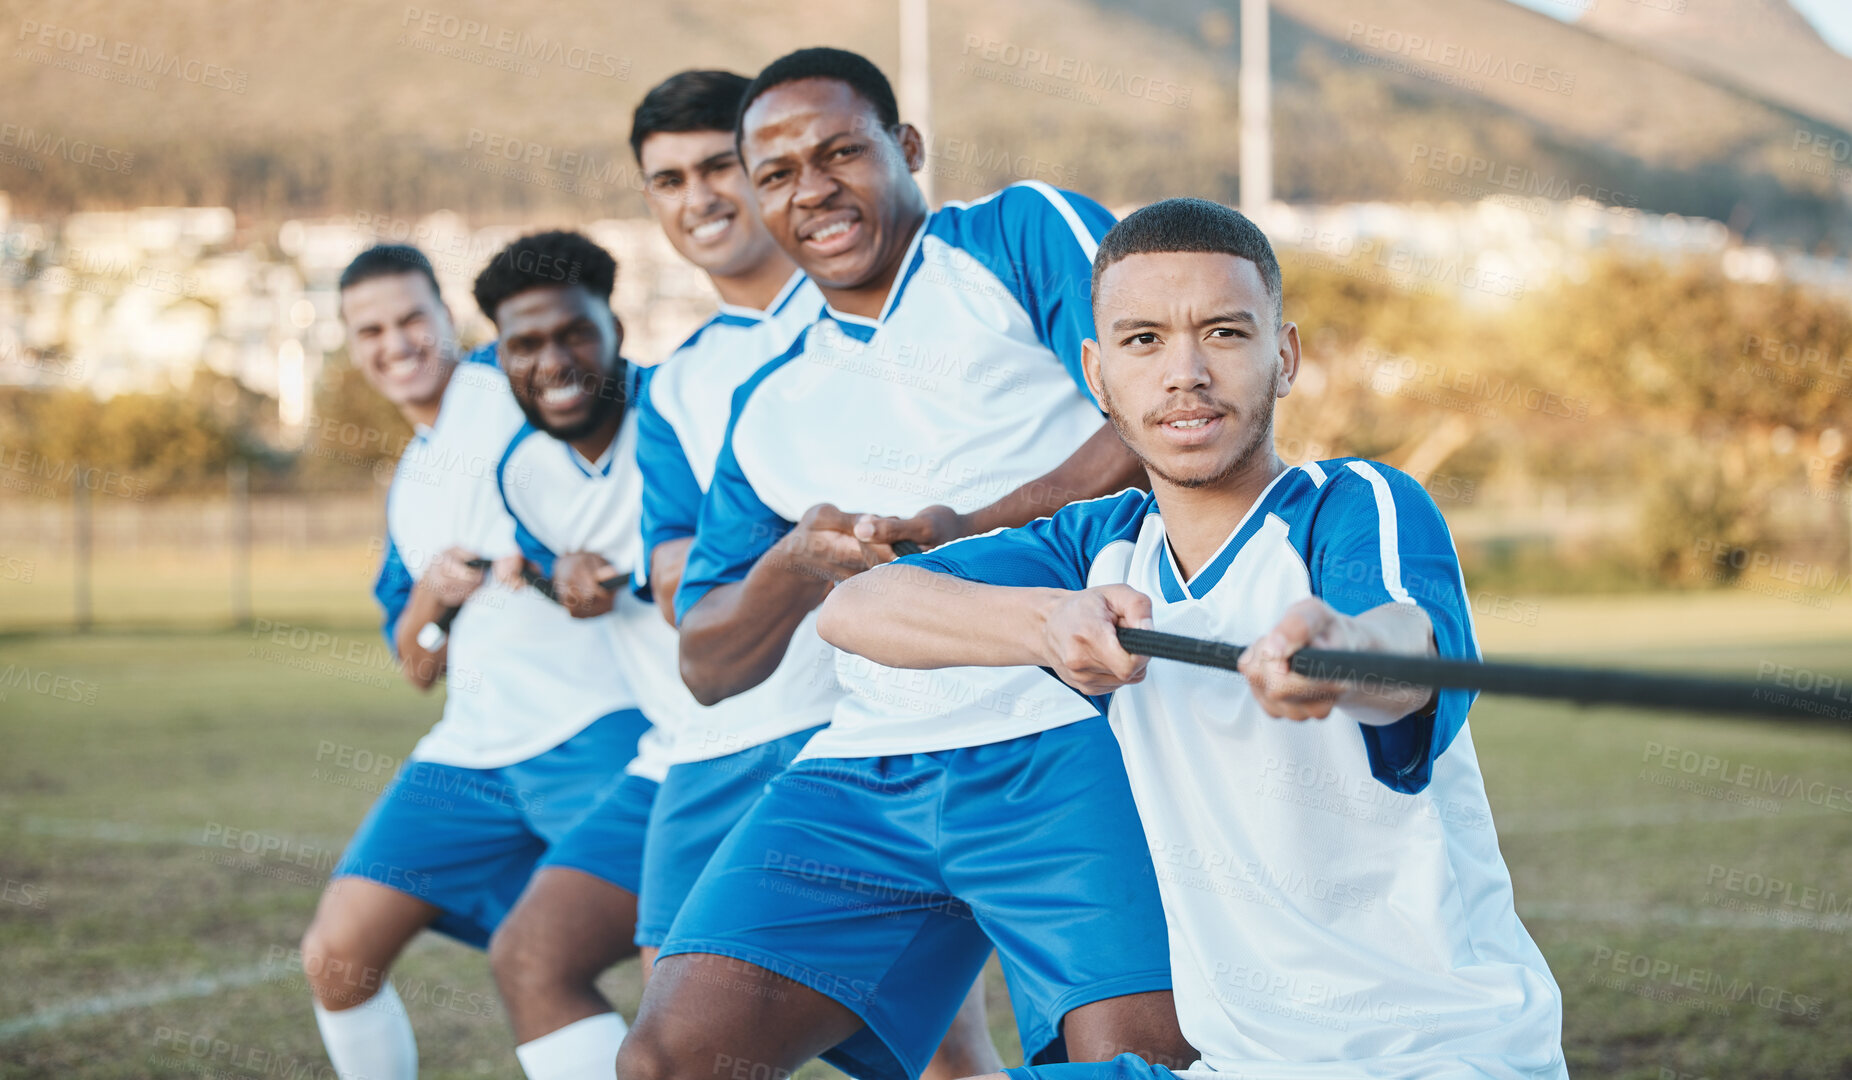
[680,655,729,707]
[676,633,731,706]
[815,586,855,653]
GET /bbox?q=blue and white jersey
[676,182,1117,760]
[908,461,1565,1080]
[632,271,841,760]
[373,347,637,770]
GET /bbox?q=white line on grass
[1518,900,1851,933]
[18,815,345,849]
[0,964,272,1041]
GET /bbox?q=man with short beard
[818,198,1569,1080]
[302,244,654,1080]
[471,229,687,1080]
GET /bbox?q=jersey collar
[821,215,931,342]
[714,269,809,324]
[1154,465,1297,603]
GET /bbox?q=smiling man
[816,198,1568,1080]
[617,46,1189,1080]
[466,230,696,1080]
[625,70,1000,1078]
[303,245,653,1080]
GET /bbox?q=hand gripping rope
[891,539,1848,723]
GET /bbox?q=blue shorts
[1007,1053,1174,1080]
[634,725,825,947]
[540,769,659,894]
[660,715,1173,1080]
[333,708,650,947]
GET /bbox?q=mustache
[1141,392,1238,426]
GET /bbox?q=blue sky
[1503,0,1852,56]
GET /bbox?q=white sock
[312,982,418,1080]
[514,1012,629,1080]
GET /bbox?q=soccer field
[2,595,1850,1079]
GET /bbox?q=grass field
[3,585,1851,1078]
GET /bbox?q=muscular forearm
[966,421,1145,534]
[818,564,1054,671]
[648,537,694,627]
[677,552,832,706]
[392,586,451,691]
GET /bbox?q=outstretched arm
[818,563,1155,696]
[852,422,1145,551]
[678,503,888,705]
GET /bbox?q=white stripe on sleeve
[1346,461,1415,605]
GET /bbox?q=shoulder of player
[491,421,552,495]
[1052,485,1153,533]
[930,181,1112,252]
[1303,458,1443,523]
[983,487,1150,551]
[659,307,813,397]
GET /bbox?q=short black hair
[738,47,900,140]
[629,69,752,163]
[1092,198,1283,324]
[339,244,440,300]
[472,230,617,325]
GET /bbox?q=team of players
[309,45,1566,1080]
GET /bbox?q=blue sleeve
[372,535,413,657]
[903,489,1151,714]
[635,364,704,598]
[907,489,1148,590]
[673,331,812,624]
[1307,462,1478,795]
[929,182,1116,402]
[495,424,557,577]
[673,433,792,624]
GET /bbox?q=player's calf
[487,866,641,1042]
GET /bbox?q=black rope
[1115,627,1852,724]
[445,557,621,621]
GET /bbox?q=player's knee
[613,1016,686,1080]
[298,919,385,1008]
[487,915,561,997]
